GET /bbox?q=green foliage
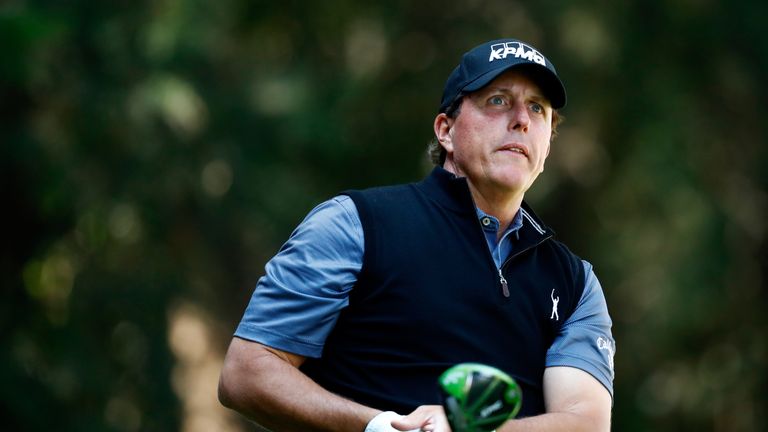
[2,0,767,430]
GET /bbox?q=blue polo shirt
[236,195,616,396]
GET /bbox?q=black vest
[301,168,585,417]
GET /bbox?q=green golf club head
[438,363,522,432]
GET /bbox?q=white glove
[364,411,421,432]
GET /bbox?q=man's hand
[390,405,452,432]
[365,411,422,432]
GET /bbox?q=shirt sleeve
[234,195,364,358]
[545,261,616,396]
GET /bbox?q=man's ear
[434,113,454,152]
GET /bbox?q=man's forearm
[498,412,609,432]
[495,366,613,432]
[219,340,379,432]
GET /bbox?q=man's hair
[426,96,565,166]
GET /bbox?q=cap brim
[463,63,566,109]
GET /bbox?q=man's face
[436,69,553,204]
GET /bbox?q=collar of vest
[419,167,556,239]
[418,167,477,214]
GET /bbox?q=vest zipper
[497,232,554,298]
[498,268,510,297]
[477,210,553,299]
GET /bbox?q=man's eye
[530,103,543,113]
[489,96,506,105]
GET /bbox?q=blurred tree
[2,0,766,431]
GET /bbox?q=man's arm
[218,337,380,432]
[394,367,611,432]
[218,196,380,430]
[498,366,611,432]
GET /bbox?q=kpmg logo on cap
[489,42,546,66]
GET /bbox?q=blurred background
[2,0,767,431]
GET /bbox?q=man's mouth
[498,144,528,158]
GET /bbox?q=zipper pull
[498,268,509,297]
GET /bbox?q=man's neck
[441,161,525,233]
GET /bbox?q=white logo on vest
[550,289,560,321]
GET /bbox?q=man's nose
[509,103,530,133]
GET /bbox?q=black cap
[439,38,566,112]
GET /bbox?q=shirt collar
[475,207,524,235]
[418,167,554,239]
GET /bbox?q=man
[219,38,615,432]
